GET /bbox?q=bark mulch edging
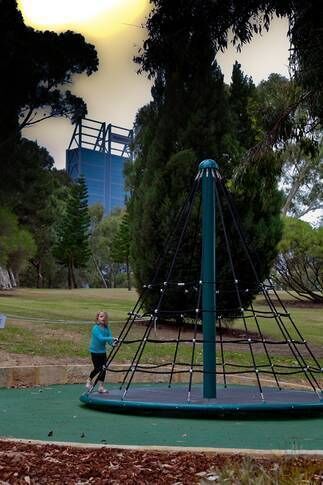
[0,439,323,484]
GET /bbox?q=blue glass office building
[66,118,133,215]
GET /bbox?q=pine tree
[53,177,91,288]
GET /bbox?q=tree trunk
[92,256,108,288]
[8,268,17,288]
[71,263,77,289]
[67,263,72,289]
[36,262,43,288]
[126,260,131,291]
[281,156,309,216]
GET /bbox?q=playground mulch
[0,440,323,484]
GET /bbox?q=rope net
[93,166,323,402]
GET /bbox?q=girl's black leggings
[90,352,107,381]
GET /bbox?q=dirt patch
[1,321,323,368]
[7,319,85,342]
[0,349,87,367]
[257,298,323,309]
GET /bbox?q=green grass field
[0,288,138,358]
[0,288,322,371]
[0,288,137,322]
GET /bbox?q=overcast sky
[19,1,290,169]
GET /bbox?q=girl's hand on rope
[112,338,119,347]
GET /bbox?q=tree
[0,0,98,205]
[0,0,98,140]
[136,0,323,124]
[87,208,125,288]
[87,203,108,288]
[53,177,91,289]
[128,2,283,317]
[280,140,323,218]
[110,212,132,290]
[0,139,73,288]
[23,169,72,288]
[222,1,323,124]
[248,74,322,219]
[229,61,256,151]
[0,207,36,283]
[1,138,56,219]
[273,217,323,303]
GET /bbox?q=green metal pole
[199,159,218,399]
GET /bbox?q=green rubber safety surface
[1,384,323,450]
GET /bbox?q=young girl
[86,311,117,393]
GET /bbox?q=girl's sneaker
[98,382,108,393]
[85,379,92,390]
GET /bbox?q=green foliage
[208,1,323,124]
[87,207,126,288]
[89,203,105,232]
[110,212,130,264]
[20,169,72,288]
[53,177,91,288]
[129,5,283,316]
[110,212,132,289]
[0,1,98,288]
[0,138,54,209]
[247,74,322,219]
[248,74,299,146]
[0,208,19,267]
[274,217,323,302]
[0,207,36,278]
[0,139,75,288]
[280,140,323,218]
[229,61,256,150]
[288,0,323,122]
[6,227,37,280]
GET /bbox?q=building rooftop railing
[67,117,133,159]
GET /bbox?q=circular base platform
[80,384,323,417]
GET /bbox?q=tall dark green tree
[229,61,256,150]
[53,177,91,289]
[128,1,283,316]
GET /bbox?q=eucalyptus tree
[248,74,322,219]
[273,217,323,303]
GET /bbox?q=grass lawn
[0,287,137,322]
[0,288,138,359]
[0,288,322,372]
[244,304,323,347]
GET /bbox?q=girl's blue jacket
[89,324,113,353]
